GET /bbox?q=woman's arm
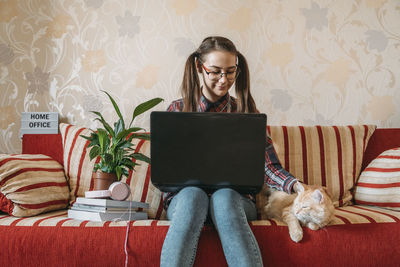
[264,136,298,193]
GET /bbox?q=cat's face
[292,185,334,227]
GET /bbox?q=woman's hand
[293,181,304,193]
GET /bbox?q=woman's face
[197,50,237,103]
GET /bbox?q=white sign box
[20,112,59,138]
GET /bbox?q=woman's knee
[178,186,208,204]
[210,188,256,221]
[210,188,241,207]
[169,187,209,219]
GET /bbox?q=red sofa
[1,128,400,267]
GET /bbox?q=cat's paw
[289,228,303,243]
[307,222,320,230]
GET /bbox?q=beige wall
[0,0,399,153]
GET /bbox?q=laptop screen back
[150,112,266,194]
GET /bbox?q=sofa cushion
[267,125,376,206]
[354,147,400,211]
[59,123,165,219]
[0,154,69,217]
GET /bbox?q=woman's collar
[199,93,230,112]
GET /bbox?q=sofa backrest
[21,127,400,209]
[22,128,400,172]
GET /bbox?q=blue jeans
[160,187,263,267]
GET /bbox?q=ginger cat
[258,183,335,243]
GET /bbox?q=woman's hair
[180,36,257,113]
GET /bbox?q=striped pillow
[0,154,69,217]
[59,123,165,219]
[354,147,400,211]
[267,125,376,207]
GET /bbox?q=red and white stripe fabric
[59,123,165,219]
[59,123,95,202]
[0,154,69,217]
[1,204,399,227]
[354,147,400,211]
[267,125,376,207]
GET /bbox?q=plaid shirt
[162,93,297,210]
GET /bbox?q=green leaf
[97,129,108,152]
[115,140,133,150]
[93,164,100,172]
[115,166,123,180]
[80,135,92,141]
[102,90,125,129]
[91,111,114,137]
[121,158,135,169]
[89,146,100,161]
[104,153,113,165]
[87,141,98,148]
[122,168,130,177]
[85,132,100,148]
[114,119,124,137]
[101,165,112,173]
[131,153,150,164]
[128,133,151,141]
[116,127,144,140]
[129,98,163,127]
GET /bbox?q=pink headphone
[85,182,131,201]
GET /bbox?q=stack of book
[68,197,149,222]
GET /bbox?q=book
[75,197,149,209]
[68,209,148,222]
[71,203,140,213]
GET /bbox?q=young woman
[160,36,299,267]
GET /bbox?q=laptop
[150,111,266,194]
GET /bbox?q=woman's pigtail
[181,52,201,112]
[236,52,256,113]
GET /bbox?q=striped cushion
[267,125,376,206]
[59,123,165,219]
[0,154,69,217]
[354,147,400,211]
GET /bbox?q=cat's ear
[312,189,324,204]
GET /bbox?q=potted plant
[81,90,163,190]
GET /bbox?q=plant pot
[92,171,117,191]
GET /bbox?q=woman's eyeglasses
[201,64,240,81]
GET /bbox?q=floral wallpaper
[0,0,399,153]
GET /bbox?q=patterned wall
[1,0,399,153]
